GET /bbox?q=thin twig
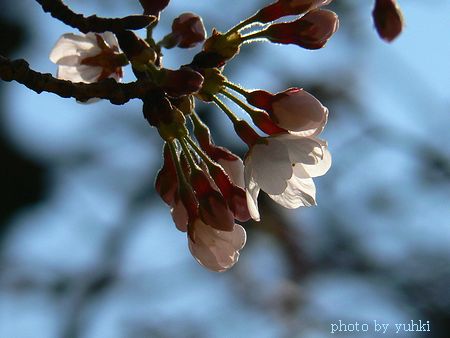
[0,55,154,104]
[35,0,155,33]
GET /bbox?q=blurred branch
[35,0,155,33]
[0,55,154,104]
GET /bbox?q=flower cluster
[46,0,402,272]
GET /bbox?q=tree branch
[0,55,154,104]
[35,0,155,34]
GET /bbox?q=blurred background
[0,0,449,337]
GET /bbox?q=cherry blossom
[188,219,246,272]
[247,88,328,136]
[244,134,331,221]
[50,32,124,83]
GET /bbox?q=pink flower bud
[373,0,403,42]
[171,13,206,48]
[257,0,333,23]
[247,88,328,136]
[264,9,339,49]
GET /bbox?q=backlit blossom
[244,134,331,221]
[188,219,246,272]
[50,32,124,83]
[247,88,328,136]
[264,9,339,49]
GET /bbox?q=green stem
[185,136,215,168]
[240,29,267,42]
[179,138,200,171]
[212,96,241,125]
[221,89,261,118]
[223,81,250,97]
[167,140,188,185]
[224,15,259,37]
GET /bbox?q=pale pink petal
[250,139,292,194]
[244,161,261,221]
[56,65,102,83]
[171,200,188,232]
[301,147,332,177]
[276,134,325,166]
[268,175,316,208]
[100,31,120,49]
[49,33,100,65]
[218,157,245,188]
[188,220,246,272]
[272,89,328,136]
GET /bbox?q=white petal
[288,106,328,137]
[49,33,100,65]
[218,157,245,188]
[301,147,332,177]
[230,224,247,250]
[108,71,123,83]
[188,221,246,272]
[275,134,325,166]
[268,175,316,208]
[244,160,261,221]
[250,140,292,194]
[272,90,328,136]
[101,31,120,49]
[57,65,102,83]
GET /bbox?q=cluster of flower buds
[46,0,401,272]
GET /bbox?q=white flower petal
[244,159,261,221]
[100,31,120,49]
[250,140,292,194]
[275,133,325,166]
[188,221,246,272]
[49,33,100,65]
[57,65,102,83]
[301,147,332,177]
[218,157,245,188]
[272,90,328,136]
[268,175,316,208]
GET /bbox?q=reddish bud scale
[179,184,200,222]
[155,145,178,205]
[257,1,312,23]
[208,165,233,198]
[190,169,234,231]
[162,67,204,97]
[264,9,339,50]
[234,120,261,147]
[373,0,403,42]
[208,165,251,222]
[190,169,213,197]
[251,111,287,135]
[205,144,240,163]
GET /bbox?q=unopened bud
[256,0,333,23]
[264,9,339,49]
[373,0,403,42]
[171,13,206,48]
[162,66,204,97]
